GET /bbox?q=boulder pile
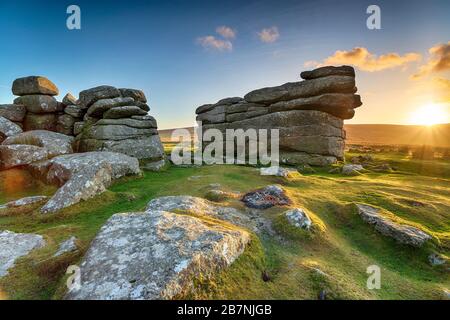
[196,66,362,166]
[74,86,165,169]
[1,76,165,169]
[11,76,60,132]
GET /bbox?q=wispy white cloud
[305,47,421,72]
[258,27,279,43]
[216,26,236,39]
[196,36,233,52]
[412,41,450,79]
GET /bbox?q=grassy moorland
[0,149,449,300]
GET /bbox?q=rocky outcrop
[0,230,46,277]
[196,66,362,166]
[66,208,250,300]
[356,204,432,247]
[75,86,165,168]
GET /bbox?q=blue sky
[0,0,449,128]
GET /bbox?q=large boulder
[0,116,22,143]
[78,86,121,109]
[56,114,76,136]
[14,95,58,113]
[244,76,356,104]
[2,130,74,157]
[0,230,46,277]
[23,113,57,131]
[65,209,250,299]
[0,105,26,122]
[37,152,140,213]
[40,162,113,214]
[12,76,59,96]
[40,151,141,186]
[0,145,48,170]
[356,204,432,247]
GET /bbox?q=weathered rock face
[2,130,74,157]
[0,116,22,143]
[66,209,250,300]
[356,204,432,247]
[196,66,362,166]
[12,76,59,96]
[0,105,26,122]
[0,230,46,278]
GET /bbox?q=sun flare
[410,103,449,126]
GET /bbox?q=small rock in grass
[428,253,448,266]
[285,208,312,230]
[53,236,78,257]
[260,166,300,178]
[342,164,363,176]
[0,230,46,277]
[242,185,291,209]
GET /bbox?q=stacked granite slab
[56,93,83,136]
[75,86,165,169]
[196,66,362,166]
[12,76,61,132]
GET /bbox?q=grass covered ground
[0,150,449,300]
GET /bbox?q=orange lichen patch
[0,287,7,300]
[0,168,34,195]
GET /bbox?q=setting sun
[409,103,449,126]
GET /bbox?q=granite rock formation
[196,66,362,166]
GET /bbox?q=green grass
[0,152,449,300]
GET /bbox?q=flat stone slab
[0,230,46,277]
[12,76,59,96]
[0,196,48,213]
[356,204,432,247]
[66,210,250,300]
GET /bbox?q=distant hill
[159,123,450,148]
[344,124,450,147]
